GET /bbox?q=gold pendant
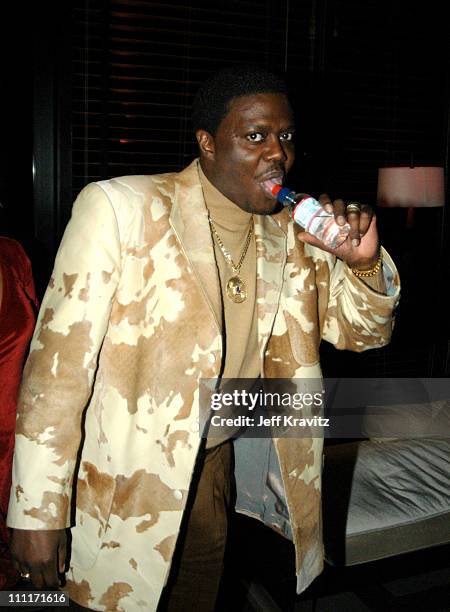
[226,276,247,303]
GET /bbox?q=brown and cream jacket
[8,160,400,610]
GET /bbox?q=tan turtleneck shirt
[199,167,261,447]
[199,166,260,381]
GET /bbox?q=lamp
[377,166,445,228]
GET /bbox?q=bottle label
[292,197,326,228]
[292,197,333,234]
[291,197,350,248]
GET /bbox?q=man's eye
[280,132,294,141]
[246,133,264,142]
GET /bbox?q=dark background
[1,0,449,377]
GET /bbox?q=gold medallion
[226,276,247,303]
[209,215,253,304]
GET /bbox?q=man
[8,66,399,611]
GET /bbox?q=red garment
[0,237,37,586]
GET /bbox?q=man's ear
[196,129,215,160]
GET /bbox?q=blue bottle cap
[275,187,293,205]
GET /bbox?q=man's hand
[10,529,67,589]
[298,194,380,270]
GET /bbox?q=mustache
[256,165,286,180]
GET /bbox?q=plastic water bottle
[270,183,351,248]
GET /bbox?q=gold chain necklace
[208,215,254,303]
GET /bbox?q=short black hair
[192,64,288,136]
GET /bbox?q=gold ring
[346,202,361,213]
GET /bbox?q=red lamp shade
[377,166,445,208]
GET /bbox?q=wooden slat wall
[71,1,447,200]
[71,0,311,195]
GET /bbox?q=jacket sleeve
[309,244,400,352]
[7,183,121,530]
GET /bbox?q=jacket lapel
[170,160,288,365]
[169,160,222,333]
[255,212,287,367]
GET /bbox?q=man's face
[198,93,295,214]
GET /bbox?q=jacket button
[190,420,199,433]
[173,490,183,501]
[208,353,216,363]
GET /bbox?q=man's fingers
[318,193,333,213]
[58,535,67,573]
[333,198,346,225]
[318,194,348,225]
[42,561,61,589]
[344,202,375,246]
[345,202,361,247]
[317,195,374,240]
[24,558,59,589]
[358,204,373,235]
[29,567,45,590]
[10,529,66,589]
[28,560,60,589]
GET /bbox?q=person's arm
[299,196,400,351]
[10,530,67,589]
[357,269,386,294]
[8,183,122,587]
[321,246,399,351]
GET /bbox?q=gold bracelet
[351,251,383,278]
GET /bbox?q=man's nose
[264,135,288,162]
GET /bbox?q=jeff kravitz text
[210,414,329,427]
[206,387,329,434]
